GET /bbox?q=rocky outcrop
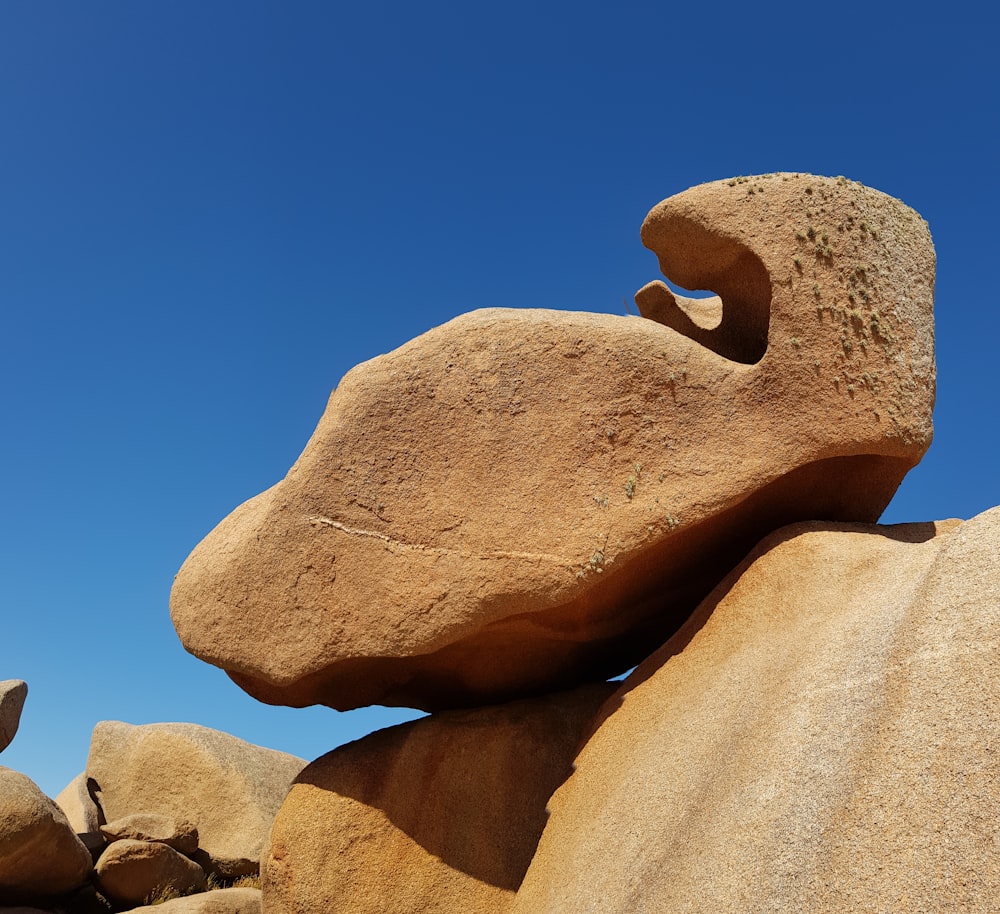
[94,839,207,908]
[0,681,27,753]
[171,174,936,713]
[511,506,1000,913]
[0,767,92,903]
[263,683,613,914]
[86,722,305,877]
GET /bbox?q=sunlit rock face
[170,173,935,712]
[511,508,1000,914]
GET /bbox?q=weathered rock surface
[87,722,305,877]
[128,887,261,914]
[102,813,199,856]
[511,505,1000,913]
[94,839,206,908]
[263,683,614,914]
[0,767,92,903]
[172,173,936,712]
[55,772,105,859]
[0,681,27,753]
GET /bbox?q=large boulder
[0,681,27,753]
[171,173,936,712]
[511,505,1000,913]
[94,839,207,908]
[263,683,614,914]
[86,722,305,877]
[0,767,92,903]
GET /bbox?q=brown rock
[0,682,27,753]
[101,813,198,856]
[54,773,105,860]
[0,767,92,903]
[263,683,614,914]
[94,839,206,908]
[512,506,1000,913]
[86,722,304,878]
[171,173,936,712]
[127,887,261,914]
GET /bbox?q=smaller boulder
[127,887,261,913]
[0,682,27,753]
[54,773,105,860]
[0,767,92,903]
[94,839,207,908]
[101,814,198,856]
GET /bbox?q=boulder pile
[1,720,302,913]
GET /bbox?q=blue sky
[1,2,996,797]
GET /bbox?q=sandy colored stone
[94,839,206,908]
[263,683,614,914]
[128,887,261,914]
[0,767,92,903]
[102,813,198,855]
[171,173,936,712]
[0,682,27,754]
[54,772,105,859]
[86,722,304,877]
[512,505,1000,914]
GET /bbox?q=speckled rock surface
[0,767,92,903]
[101,813,199,856]
[264,684,614,914]
[512,506,999,914]
[171,173,936,712]
[94,839,206,908]
[86,722,304,877]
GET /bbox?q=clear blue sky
[2,2,996,797]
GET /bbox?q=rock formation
[511,506,1000,913]
[126,887,261,913]
[0,681,27,753]
[101,814,199,856]
[0,767,92,903]
[171,173,936,713]
[94,839,208,908]
[86,722,305,878]
[17,173,991,912]
[54,772,105,860]
[263,684,613,914]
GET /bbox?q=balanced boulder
[0,767,92,903]
[0,681,27,753]
[263,683,613,914]
[512,506,1000,913]
[171,173,936,712]
[86,722,305,877]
